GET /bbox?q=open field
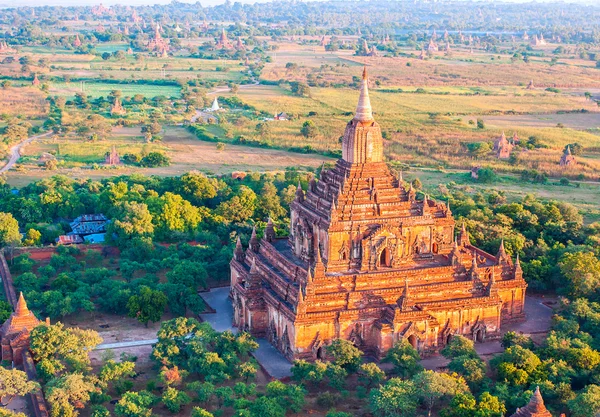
[49,81,182,98]
[5,126,329,186]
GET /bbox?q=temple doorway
[407,334,417,349]
[316,347,325,360]
[380,248,390,267]
[475,329,484,343]
[432,243,439,254]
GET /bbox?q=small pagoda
[526,79,535,89]
[105,146,121,165]
[0,40,16,54]
[32,74,41,86]
[509,387,552,417]
[559,146,576,167]
[0,293,45,365]
[216,28,233,50]
[147,23,169,53]
[494,131,514,159]
[73,34,82,48]
[110,97,126,116]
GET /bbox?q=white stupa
[209,97,220,112]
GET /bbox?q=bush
[140,152,170,168]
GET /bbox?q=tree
[0,410,27,417]
[99,360,135,386]
[30,323,102,378]
[140,152,170,168]
[177,171,218,205]
[476,119,485,129]
[46,373,99,417]
[559,252,600,298]
[255,122,272,136]
[115,391,157,417]
[257,182,286,221]
[358,363,386,388]
[161,387,191,413]
[127,286,168,326]
[0,301,11,322]
[412,370,469,417]
[191,408,214,417]
[441,336,477,359]
[0,213,21,247]
[301,120,318,138]
[23,228,41,246]
[0,366,39,406]
[326,339,362,372]
[110,202,154,242]
[370,378,417,417]
[383,340,423,378]
[166,260,208,290]
[216,185,257,223]
[475,167,496,183]
[568,384,600,417]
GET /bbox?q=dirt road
[0,132,51,174]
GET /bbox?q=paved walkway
[0,132,51,174]
[200,287,293,379]
[95,339,158,350]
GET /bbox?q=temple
[509,387,552,417]
[559,146,576,167]
[216,28,233,49]
[147,23,169,55]
[494,131,514,159]
[0,293,45,365]
[230,69,527,361]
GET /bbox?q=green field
[49,82,182,98]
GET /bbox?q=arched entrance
[380,248,390,267]
[407,334,417,349]
[316,346,325,360]
[475,329,484,343]
[432,242,439,254]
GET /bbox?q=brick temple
[0,293,45,364]
[230,69,527,360]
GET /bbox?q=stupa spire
[15,292,30,316]
[354,67,373,122]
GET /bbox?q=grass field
[49,82,182,98]
[6,126,329,187]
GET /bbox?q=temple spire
[15,292,30,316]
[354,67,373,122]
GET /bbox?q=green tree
[166,260,207,290]
[370,378,417,417]
[216,185,257,223]
[358,362,386,388]
[0,366,39,406]
[559,252,600,298]
[46,373,99,417]
[115,391,157,417]
[326,339,362,372]
[441,336,477,359]
[257,182,286,221]
[383,340,423,378]
[412,370,469,417]
[301,120,318,138]
[0,213,21,247]
[191,408,214,417]
[568,384,600,417]
[161,387,191,414]
[127,286,168,326]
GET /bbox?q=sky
[4,0,598,8]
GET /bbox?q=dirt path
[0,132,51,174]
[206,80,260,96]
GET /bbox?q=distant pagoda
[73,34,82,48]
[110,97,126,116]
[559,146,576,168]
[0,40,16,54]
[147,23,169,53]
[105,146,121,165]
[216,28,233,50]
[32,74,41,86]
[494,131,514,159]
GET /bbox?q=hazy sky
[5,0,598,8]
